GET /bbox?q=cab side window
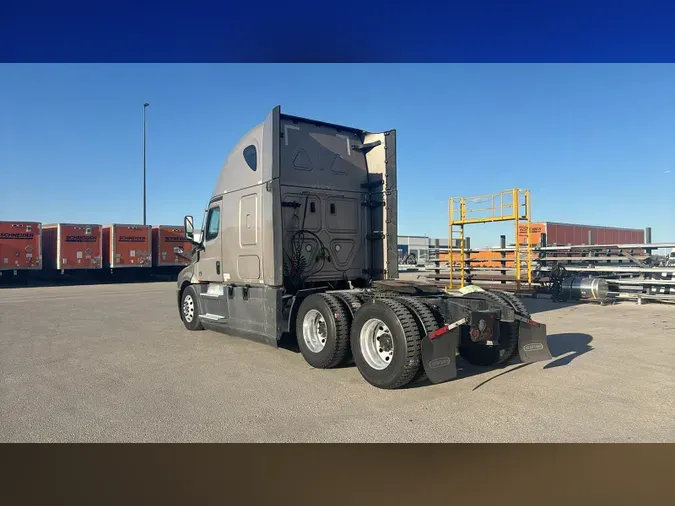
[243,145,257,171]
[205,206,221,241]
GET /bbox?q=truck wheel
[457,290,519,367]
[350,298,422,389]
[338,293,364,315]
[181,285,204,331]
[491,290,531,362]
[493,290,530,318]
[296,293,351,369]
[334,293,364,364]
[397,296,445,383]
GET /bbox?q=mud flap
[421,318,465,384]
[515,316,552,363]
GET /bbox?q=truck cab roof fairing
[211,121,266,199]
[279,112,370,138]
[211,106,374,200]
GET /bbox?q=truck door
[197,199,223,282]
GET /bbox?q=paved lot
[1,281,673,442]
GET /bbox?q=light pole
[143,102,149,225]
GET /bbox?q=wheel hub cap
[302,309,328,353]
[360,318,394,370]
[183,294,195,323]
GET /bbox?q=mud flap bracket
[515,316,552,363]
[421,318,465,384]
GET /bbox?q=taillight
[469,313,497,342]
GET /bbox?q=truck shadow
[278,334,360,368]
[405,331,594,390]
[523,296,581,314]
[278,333,301,353]
[0,271,179,289]
[543,332,595,369]
[280,331,595,388]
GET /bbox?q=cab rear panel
[279,116,398,284]
[103,224,152,268]
[43,223,103,270]
[0,221,42,271]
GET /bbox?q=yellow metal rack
[448,188,533,290]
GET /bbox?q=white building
[397,235,464,265]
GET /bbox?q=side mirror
[184,215,195,241]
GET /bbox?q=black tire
[180,285,204,331]
[493,290,530,318]
[296,293,352,369]
[338,293,364,315]
[397,296,445,383]
[334,293,364,364]
[350,298,422,389]
[457,290,519,367]
[492,289,530,362]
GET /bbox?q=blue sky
[1,64,673,247]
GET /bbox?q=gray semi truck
[175,106,552,389]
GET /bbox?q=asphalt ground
[1,281,673,442]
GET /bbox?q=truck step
[200,313,226,321]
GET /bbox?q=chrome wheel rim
[302,309,328,353]
[183,294,195,323]
[360,318,394,370]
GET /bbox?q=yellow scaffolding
[448,188,533,291]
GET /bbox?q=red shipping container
[42,223,103,270]
[537,222,644,246]
[152,225,193,267]
[102,224,152,268]
[519,221,646,257]
[518,222,645,246]
[0,221,42,271]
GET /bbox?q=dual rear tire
[295,293,352,369]
[296,294,426,389]
[350,298,423,389]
